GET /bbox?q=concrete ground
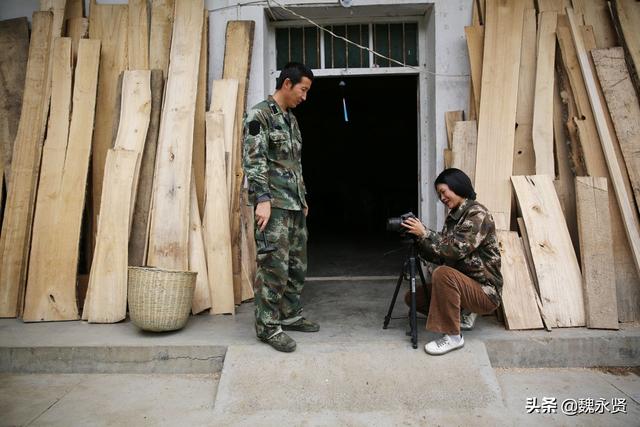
[1,280,639,426]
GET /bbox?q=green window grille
[275,22,418,70]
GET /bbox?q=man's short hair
[276,62,314,90]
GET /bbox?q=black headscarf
[434,168,476,200]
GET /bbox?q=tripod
[383,240,427,349]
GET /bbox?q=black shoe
[259,331,297,352]
[282,318,320,332]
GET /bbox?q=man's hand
[256,201,271,231]
[401,217,428,239]
[303,205,309,217]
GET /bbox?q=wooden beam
[129,70,164,267]
[24,39,100,322]
[575,176,619,329]
[497,230,544,330]
[592,47,640,214]
[513,9,537,176]
[83,149,138,323]
[568,8,640,281]
[0,18,29,184]
[0,12,53,318]
[474,0,525,230]
[149,0,175,78]
[147,0,203,270]
[512,175,585,327]
[451,121,477,184]
[189,170,211,314]
[128,0,149,70]
[532,11,558,177]
[205,112,234,315]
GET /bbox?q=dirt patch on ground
[594,367,640,376]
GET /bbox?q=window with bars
[275,22,418,70]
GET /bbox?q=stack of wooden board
[0,0,257,323]
[446,0,640,329]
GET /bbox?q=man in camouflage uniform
[243,62,319,353]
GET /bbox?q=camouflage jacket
[242,96,307,210]
[417,199,502,305]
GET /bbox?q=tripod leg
[383,262,407,329]
[409,256,418,349]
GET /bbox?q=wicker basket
[127,266,197,332]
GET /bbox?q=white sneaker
[461,312,477,331]
[424,334,465,355]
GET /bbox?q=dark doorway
[294,75,419,277]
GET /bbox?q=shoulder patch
[249,120,261,136]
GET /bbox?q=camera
[386,212,417,234]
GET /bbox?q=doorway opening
[294,75,419,277]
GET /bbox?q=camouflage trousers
[254,208,308,338]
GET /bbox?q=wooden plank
[128,0,149,70]
[511,175,585,327]
[149,0,175,78]
[474,0,525,230]
[209,79,239,195]
[112,70,151,231]
[147,0,203,270]
[444,111,464,151]
[451,121,478,184]
[568,8,640,283]
[539,0,570,13]
[63,0,84,20]
[532,12,558,178]
[204,112,234,315]
[575,176,619,329]
[193,9,208,216]
[572,0,618,48]
[189,170,211,314]
[497,230,544,330]
[0,18,29,184]
[129,69,164,267]
[83,149,138,323]
[611,0,640,97]
[240,198,256,302]
[592,47,640,214]
[443,149,453,169]
[465,26,483,117]
[65,17,88,64]
[23,39,100,322]
[222,21,255,303]
[89,2,128,264]
[513,8,537,176]
[0,12,53,318]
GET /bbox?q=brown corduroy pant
[404,265,498,335]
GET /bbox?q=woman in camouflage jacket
[401,168,502,355]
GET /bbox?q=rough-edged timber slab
[474,0,525,230]
[149,0,175,78]
[0,12,53,318]
[147,0,203,270]
[24,39,100,322]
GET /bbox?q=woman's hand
[401,217,428,239]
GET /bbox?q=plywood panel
[513,8,537,176]
[532,11,558,178]
[147,0,203,270]
[474,0,525,230]
[204,112,234,315]
[24,39,100,322]
[575,177,618,329]
[128,0,149,70]
[451,121,477,184]
[511,175,585,327]
[129,70,164,267]
[149,0,174,78]
[497,231,544,330]
[83,149,138,323]
[592,47,640,214]
[89,2,128,260]
[0,18,29,183]
[0,12,53,318]
[189,171,210,314]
